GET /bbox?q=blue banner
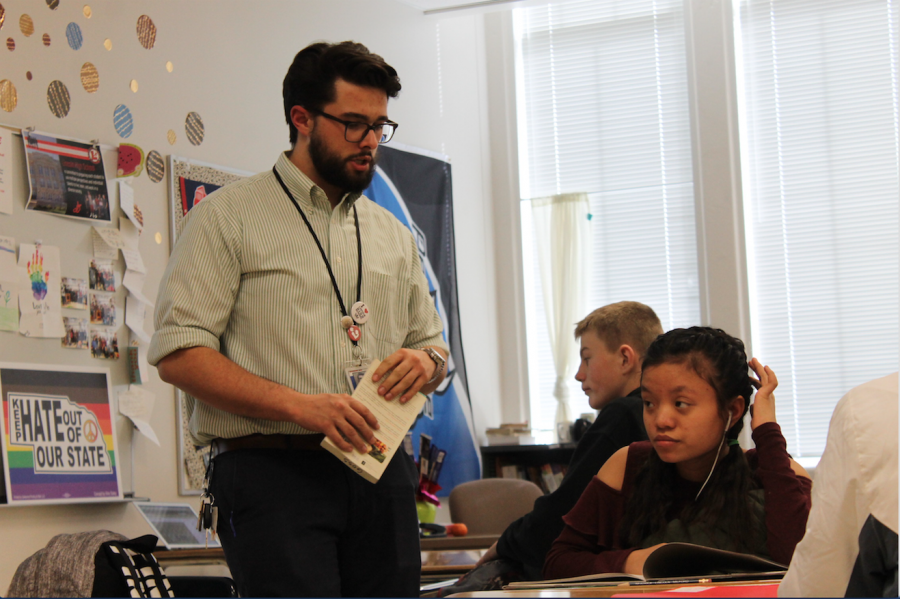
[365,145,480,495]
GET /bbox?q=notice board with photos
[0,127,133,505]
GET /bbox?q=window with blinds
[736,0,899,458]
[514,0,701,431]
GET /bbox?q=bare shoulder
[789,458,811,480]
[597,446,629,491]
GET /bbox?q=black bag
[91,534,173,598]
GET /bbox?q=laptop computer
[133,502,221,549]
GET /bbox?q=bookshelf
[480,443,577,494]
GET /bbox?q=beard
[308,130,377,194]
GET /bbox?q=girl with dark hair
[543,327,812,579]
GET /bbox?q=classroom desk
[446,580,780,598]
[154,545,485,576]
[420,534,499,551]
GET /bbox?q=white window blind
[514,0,701,432]
[736,0,899,458]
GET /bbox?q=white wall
[0,0,503,589]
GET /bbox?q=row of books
[496,461,568,494]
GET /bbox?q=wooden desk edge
[447,579,781,597]
[420,534,499,550]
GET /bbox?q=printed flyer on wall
[0,363,121,505]
[23,130,111,222]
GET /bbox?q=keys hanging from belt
[196,452,218,547]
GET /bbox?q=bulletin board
[0,127,134,503]
[167,155,251,495]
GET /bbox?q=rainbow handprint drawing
[27,248,50,301]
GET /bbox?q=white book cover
[321,359,425,483]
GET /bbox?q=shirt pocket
[365,270,409,360]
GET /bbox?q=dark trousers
[209,447,421,597]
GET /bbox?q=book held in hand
[320,359,426,484]
[505,543,787,589]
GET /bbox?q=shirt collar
[275,152,363,211]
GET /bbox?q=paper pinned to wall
[119,217,146,273]
[18,243,64,337]
[118,180,143,231]
[0,236,18,331]
[125,293,152,344]
[117,385,159,446]
[0,129,13,215]
[92,227,121,260]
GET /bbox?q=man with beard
[149,42,448,597]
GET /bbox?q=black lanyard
[272,167,363,342]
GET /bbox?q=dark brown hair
[283,41,401,145]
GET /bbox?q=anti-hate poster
[0,364,121,504]
[23,131,111,222]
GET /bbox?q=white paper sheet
[117,385,159,446]
[92,227,121,260]
[18,243,64,337]
[118,180,143,231]
[0,128,13,214]
[125,293,152,344]
[0,236,18,331]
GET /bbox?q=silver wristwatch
[423,347,446,384]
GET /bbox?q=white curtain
[531,193,591,438]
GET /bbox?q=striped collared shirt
[149,152,447,445]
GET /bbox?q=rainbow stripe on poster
[0,365,121,504]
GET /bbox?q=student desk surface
[446,580,780,598]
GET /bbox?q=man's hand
[371,348,438,403]
[293,393,379,453]
[475,541,500,567]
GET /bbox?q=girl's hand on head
[749,358,778,429]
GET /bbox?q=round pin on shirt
[341,315,354,329]
[347,325,361,342]
[350,301,370,324]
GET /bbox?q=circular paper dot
[185,112,204,146]
[166,129,176,145]
[46,0,59,9]
[136,15,156,49]
[129,79,138,93]
[66,22,83,50]
[19,14,33,37]
[80,62,99,93]
[113,104,134,138]
[26,71,32,81]
[6,37,13,51]
[83,5,92,18]
[42,32,50,46]
[47,80,71,118]
[165,60,173,73]
[154,232,162,245]
[0,5,5,30]
[103,38,111,51]
[146,150,164,183]
[0,79,17,112]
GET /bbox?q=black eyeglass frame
[309,108,399,144]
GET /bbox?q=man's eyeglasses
[310,109,398,144]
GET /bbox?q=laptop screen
[133,502,221,550]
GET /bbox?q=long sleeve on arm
[750,422,813,566]
[543,475,638,579]
[497,394,645,575]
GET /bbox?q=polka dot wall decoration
[136,15,156,49]
[81,62,99,93]
[19,14,33,37]
[83,5,92,18]
[146,150,165,183]
[185,112,204,146]
[113,104,134,138]
[66,22,83,50]
[42,32,50,46]
[6,38,13,51]
[0,79,17,112]
[0,5,5,30]
[47,80,71,117]
[46,0,59,10]
[167,129,176,145]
